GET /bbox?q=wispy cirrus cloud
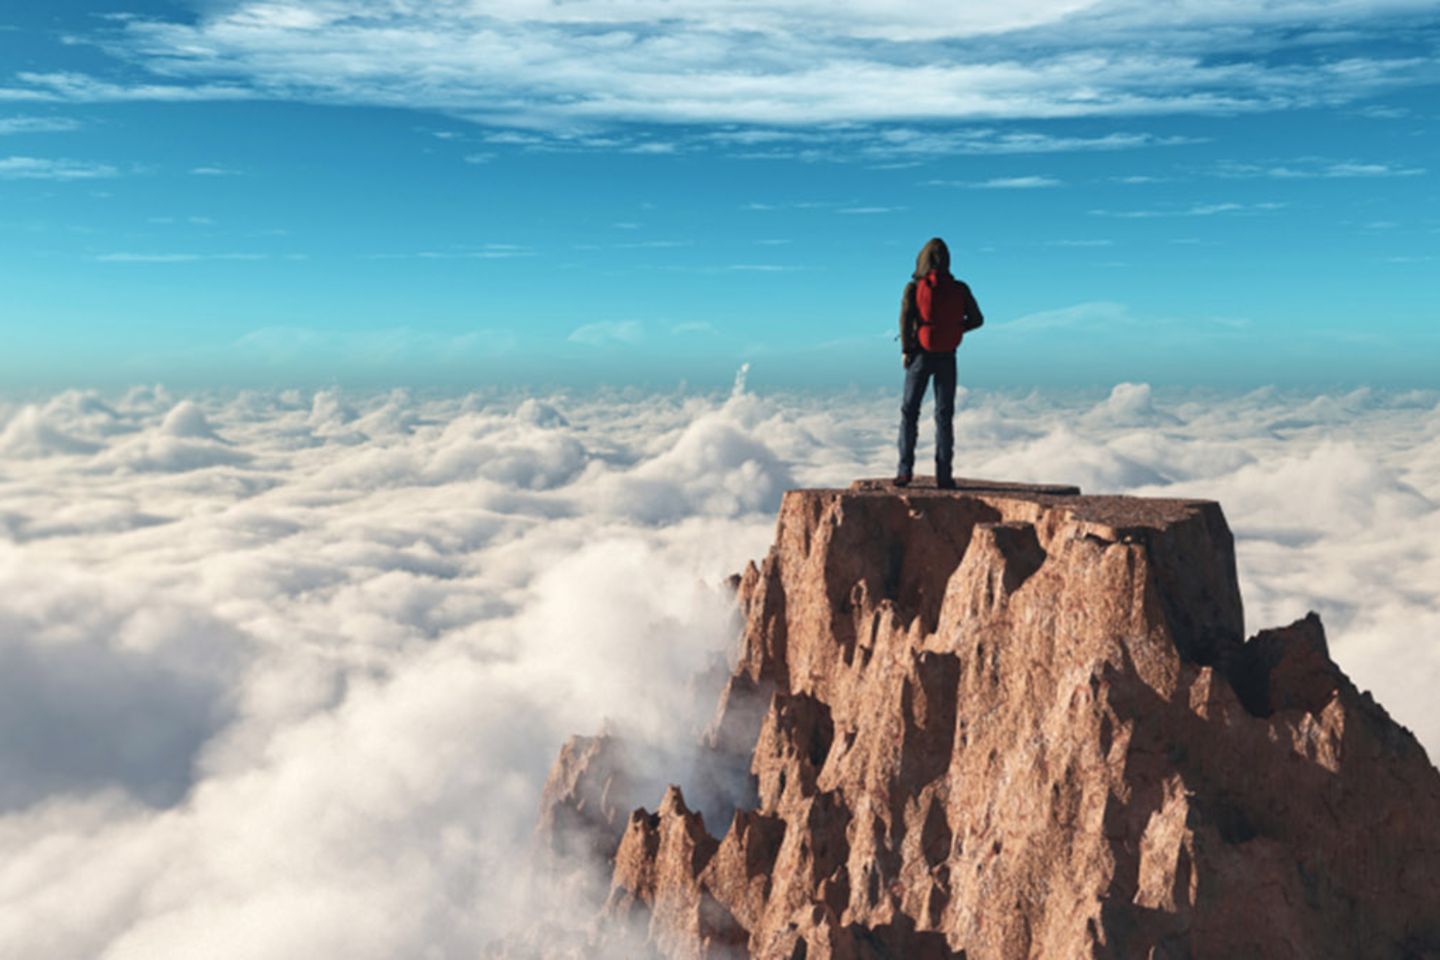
[1003,300,1135,332]
[232,324,518,363]
[0,71,256,104]
[670,320,717,335]
[0,116,82,135]
[96,252,272,262]
[146,216,216,226]
[742,200,838,212]
[0,156,119,180]
[363,244,533,261]
[1110,174,1171,184]
[864,128,1203,158]
[1089,200,1286,218]
[568,319,644,346]
[928,175,1064,189]
[701,126,1203,163]
[1211,157,1427,179]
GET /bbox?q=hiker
[896,237,983,489]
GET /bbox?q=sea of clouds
[1,373,1437,957]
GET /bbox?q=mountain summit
[534,479,1440,959]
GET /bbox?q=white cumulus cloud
[0,379,1437,956]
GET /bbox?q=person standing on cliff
[896,236,984,489]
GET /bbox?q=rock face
[537,733,634,863]
[536,479,1440,959]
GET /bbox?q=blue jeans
[897,351,956,478]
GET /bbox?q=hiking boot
[936,474,957,490]
[894,473,913,488]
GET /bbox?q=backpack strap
[916,272,937,327]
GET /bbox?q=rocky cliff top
[845,477,1210,533]
[526,480,1440,960]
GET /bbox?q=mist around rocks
[1,377,1437,957]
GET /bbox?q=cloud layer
[1,379,1438,956]
[5,0,1436,136]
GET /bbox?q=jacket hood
[913,237,951,279]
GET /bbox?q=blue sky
[1,0,1436,389]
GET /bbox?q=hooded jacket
[899,237,983,355]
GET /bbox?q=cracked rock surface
[532,479,1440,959]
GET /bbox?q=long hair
[912,237,951,280]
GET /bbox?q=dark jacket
[899,237,983,355]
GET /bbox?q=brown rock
[606,786,748,960]
[536,733,634,863]
[536,479,1440,958]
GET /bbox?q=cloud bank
[1,380,1437,956]
[6,0,1436,137]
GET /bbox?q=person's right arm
[963,283,985,332]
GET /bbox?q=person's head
[913,236,951,279]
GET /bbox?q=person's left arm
[899,281,919,364]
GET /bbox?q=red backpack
[915,271,968,352]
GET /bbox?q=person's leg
[932,353,957,485]
[896,354,931,480]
